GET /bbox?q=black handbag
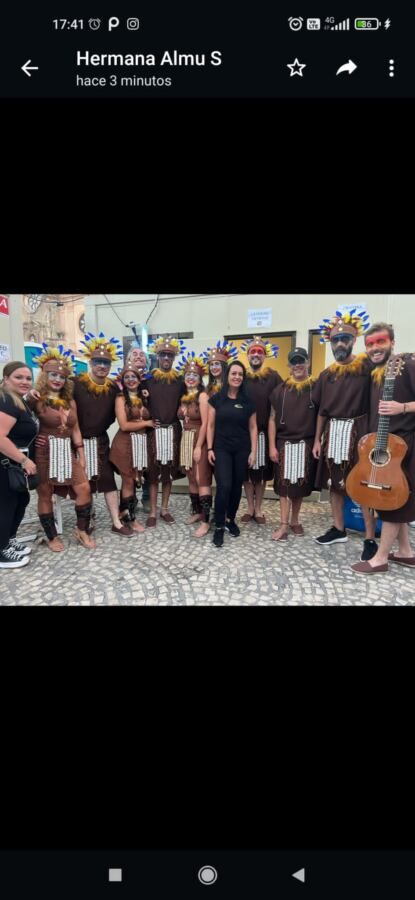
[1,406,40,492]
[3,461,39,492]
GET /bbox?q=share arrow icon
[336,59,357,76]
[21,60,39,77]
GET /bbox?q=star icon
[287,58,306,77]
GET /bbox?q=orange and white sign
[0,295,9,316]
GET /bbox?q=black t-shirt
[209,393,256,451]
[0,393,39,458]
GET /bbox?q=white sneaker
[7,538,32,556]
[0,547,30,568]
[409,522,415,528]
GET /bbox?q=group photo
[1,293,414,605]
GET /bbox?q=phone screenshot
[0,3,411,898]
[0,4,411,98]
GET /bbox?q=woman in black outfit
[0,361,38,569]
[207,360,258,548]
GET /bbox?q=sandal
[240,513,254,523]
[47,537,65,553]
[271,523,289,542]
[254,515,266,525]
[146,517,157,528]
[74,528,96,550]
[290,524,304,536]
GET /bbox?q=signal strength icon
[331,18,350,30]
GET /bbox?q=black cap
[288,347,308,363]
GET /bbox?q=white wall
[84,294,415,363]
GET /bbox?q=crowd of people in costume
[1,310,414,576]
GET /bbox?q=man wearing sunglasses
[312,311,377,560]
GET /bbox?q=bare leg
[161,482,172,512]
[396,523,413,558]
[272,496,290,540]
[243,481,255,517]
[365,521,400,566]
[104,490,124,529]
[362,505,377,540]
[253,482,266,518]
[290,497,303,525]
[149,483,158,519]
[330,490,345,531]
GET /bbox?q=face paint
[248,351,265,368]
[365,332,393,364]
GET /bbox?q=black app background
[0,0,411,863]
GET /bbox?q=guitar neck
[375,375,395,452]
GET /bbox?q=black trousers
[0,465,30,552]
[214,446,250,528]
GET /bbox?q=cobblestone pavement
[1,494,414,605]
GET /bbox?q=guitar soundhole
[369,448,390,467]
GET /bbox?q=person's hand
[144,419,155,429]
[154,418,161,428]
[312,439,321,459]
[178,406,186,419]
[21,457,37,475]
[248,452,256,468]
[193,446,201,464]
[269,447,279,463]
[378,400,405,416]
[35,435,48,448]
[26,389,40,401]
[208,450,216,465]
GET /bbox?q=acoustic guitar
[345,355,409,511]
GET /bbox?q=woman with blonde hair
[27,345,96,551]
[0,361,39,568]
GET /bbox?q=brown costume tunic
[270,377,318,498]
[109,398,150,480]
[73,375,118,493]
[145,372,186,484]
[245,368,282,483]
[313,354,372,492]
[178,392,211,487]
[368,354,415,522]
[34,399,87,497]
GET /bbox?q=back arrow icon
[336,60,357,76]
[21,60,39,77]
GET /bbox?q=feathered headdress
[176,351,207,378]
[318,309,370,343]
[240,335,279,358]
[148,336,186,357]
[33,343,75,375]
[201,340,238,365]
[79,332,123,362]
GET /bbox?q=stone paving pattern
[1,495,414,605]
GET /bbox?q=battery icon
[355,18,381,29]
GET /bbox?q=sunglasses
[331,334,353,345]
[91,359,111,367]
